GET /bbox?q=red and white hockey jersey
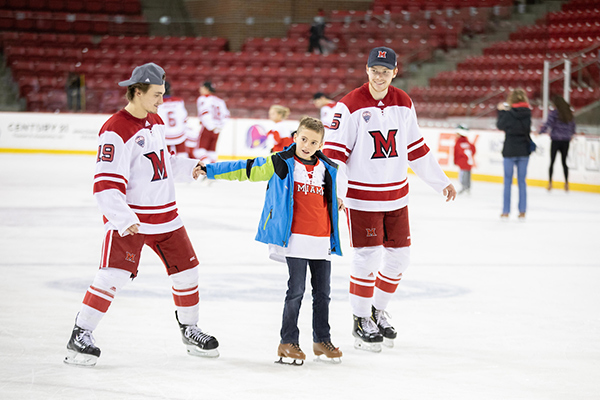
[323,83,450,212]
[93,110,199,236]
[320,102,337,130]
[157,96,190,146]
[196,94,230,133]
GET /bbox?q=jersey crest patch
[362,111,372,123]
[135,136,145,147]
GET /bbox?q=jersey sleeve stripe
[94,173,128,184]
[408,143,430,161]
[93,180,126,195]
[407,137,425,151]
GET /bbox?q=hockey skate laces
[77,330,96,346]
[375,309,393,329]
[186,326,213,344]
[363,317,380,334]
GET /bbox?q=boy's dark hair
[297,116,325,139]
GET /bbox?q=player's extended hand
[193,162,207,180]
[126,224,140,235]
[443,184,457,202]
[337,197,345,212]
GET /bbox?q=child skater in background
[266,104,293,153]
[200,117,343,365]
[453,125,476,195]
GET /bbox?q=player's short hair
[507,88,529,105]
[125,83,152,102]
[269,104,290,119]
[296,116,325,140]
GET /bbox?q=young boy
[200,117,343,365]
[453,125,476,194]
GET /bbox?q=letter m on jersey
[144,150,169,181]
[369,130,398,159]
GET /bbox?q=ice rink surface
[0,153,599,400]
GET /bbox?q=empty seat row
[0,10,148,35]
[0,0,141,14]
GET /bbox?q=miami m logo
[378,51,387,58]
[144,149,169,181]
[369,130,398,159]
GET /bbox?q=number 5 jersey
[323,83,451,212]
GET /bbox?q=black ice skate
[64,323,101,367]
[353,315,383,353]
[275,343,305,366]
[175,311,219,358]
[372,306,397,348]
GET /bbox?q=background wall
[1,112,598,191]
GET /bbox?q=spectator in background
[312,92,337,130]
[539,95,576,192]
[308,10,328,54]
[157,81,191,157]
[496,88,532,220]
[191,81,230,163]
[453,125,476,195]
[266,104,293,153]
[66,72,82,112]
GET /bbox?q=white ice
[0,153,599,400]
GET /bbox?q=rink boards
[0,111,598,192]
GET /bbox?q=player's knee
[170,266,199,288]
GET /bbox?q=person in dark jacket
[496,88,532,220]
[539,95,576,191]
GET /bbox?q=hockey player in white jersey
[312,92,337,130]
[64,63,219,367]
[157,81,191,156]
[323,47,456,352]
[192,81,230,164]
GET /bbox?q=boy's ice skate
[372,306,397,348]
[313,341,342,364]
[64,323,101,367]
[176,311,219,358]
[275,343,305,366]
[353,315,383,352]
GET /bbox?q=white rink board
[1,112,599,187]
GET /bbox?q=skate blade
[313,354,342,364]
[383,337,395,348]
[353,338,382,353]
[186,345,220,358]
[64,350,98,367]
[275,357,304,366]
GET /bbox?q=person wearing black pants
[539,95,576,191]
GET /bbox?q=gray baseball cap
[367,47,397,70]
[118,62,165,87]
